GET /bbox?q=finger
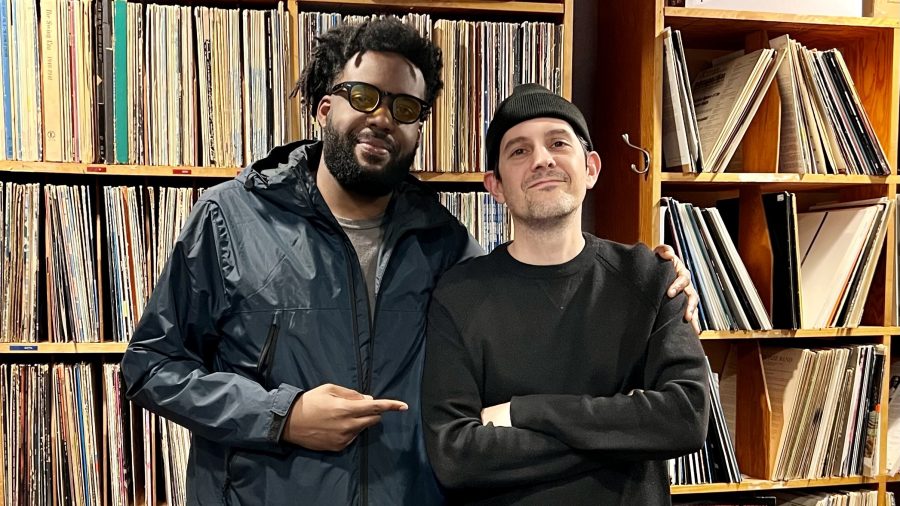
[671,255,684,275]
[683,289,698,319]
[370,399,409,413]
[684,303,698,322]
[324,384,366,400]
[654,244,674,260]
[350,415,384,431]
[349,399,409,416]
[691,313,701,335]
[685,286,699,311]
[667,276,687,298]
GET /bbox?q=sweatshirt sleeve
[421,298,603,490]
[121,199,302,453]
[509,289,710,460]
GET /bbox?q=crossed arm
[421,283,709,490]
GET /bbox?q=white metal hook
[621,133,651,174]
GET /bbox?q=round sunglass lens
[393,97,421,123]
[350,84,379,111]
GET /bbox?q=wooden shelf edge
[659,172,894,185]
[297,0,565,15]
[0,342,128,354]
[413,171,486,183]
[671,476,880,494]
[664,7,900,28]
[0,162,491,183]
[0,161,242,178]
[700,326,900,340]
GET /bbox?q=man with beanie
[421,84,710,505]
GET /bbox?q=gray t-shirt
[336,215,384,319]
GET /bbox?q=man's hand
[654,244,700,335]
[282,383,408,451]
[481,402,512,427]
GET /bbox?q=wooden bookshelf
[295,0,573,97]
[0,161,242,178]
[0,342,127,354]
[700,327,900,340]
[0,1,573,503]
[659,173,895,192]
[297,0,565,15]
[593,1,900,500]
[413,171,486,183]
[0,161,490,183]
[671,476,881,494]
[660,173,896,185]
[665,7,900,30]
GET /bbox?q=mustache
[525,169,569,186]
[356,130,397,152]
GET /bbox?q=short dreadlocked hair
[297,17,443,119]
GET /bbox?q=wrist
[280,393,304,444]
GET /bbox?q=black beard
[322,120,415,197]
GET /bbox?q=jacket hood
[236,140,457,233]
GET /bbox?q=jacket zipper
[347,238,395,506]
[222,448,236,505]
[360,262,384,506]
[328,209,427,506]
[340,241,368,506]
[256,313,280,388]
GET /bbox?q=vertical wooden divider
[288,0,302,142]
[739,186,774,313]
[735,340,774,480]
[562,0,574,99]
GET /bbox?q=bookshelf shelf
[665,8,899,56]
[0,161,242,178]
[699,326,900,340]
[659,173,894,191]
[0,342,127,354]
[413,171,486,183]
[664,7,900,29]
[670,476,881,495]
[297,0,565,15]
[0,162,487,183]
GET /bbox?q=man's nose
[532,145,556,170]
[366,102,396,131]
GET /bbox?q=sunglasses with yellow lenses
[330,81,430,124]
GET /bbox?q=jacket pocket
[256,312,281,389]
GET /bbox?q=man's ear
[316,96,332,128]
[483,170,506,204]
[585,151,602,190]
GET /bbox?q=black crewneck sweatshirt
[422,234,709,505]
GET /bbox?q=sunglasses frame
[330,81,431,124]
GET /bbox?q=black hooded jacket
[122,140,476,505]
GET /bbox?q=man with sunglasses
[122,17,698,506]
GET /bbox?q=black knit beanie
[485,83,592,172]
